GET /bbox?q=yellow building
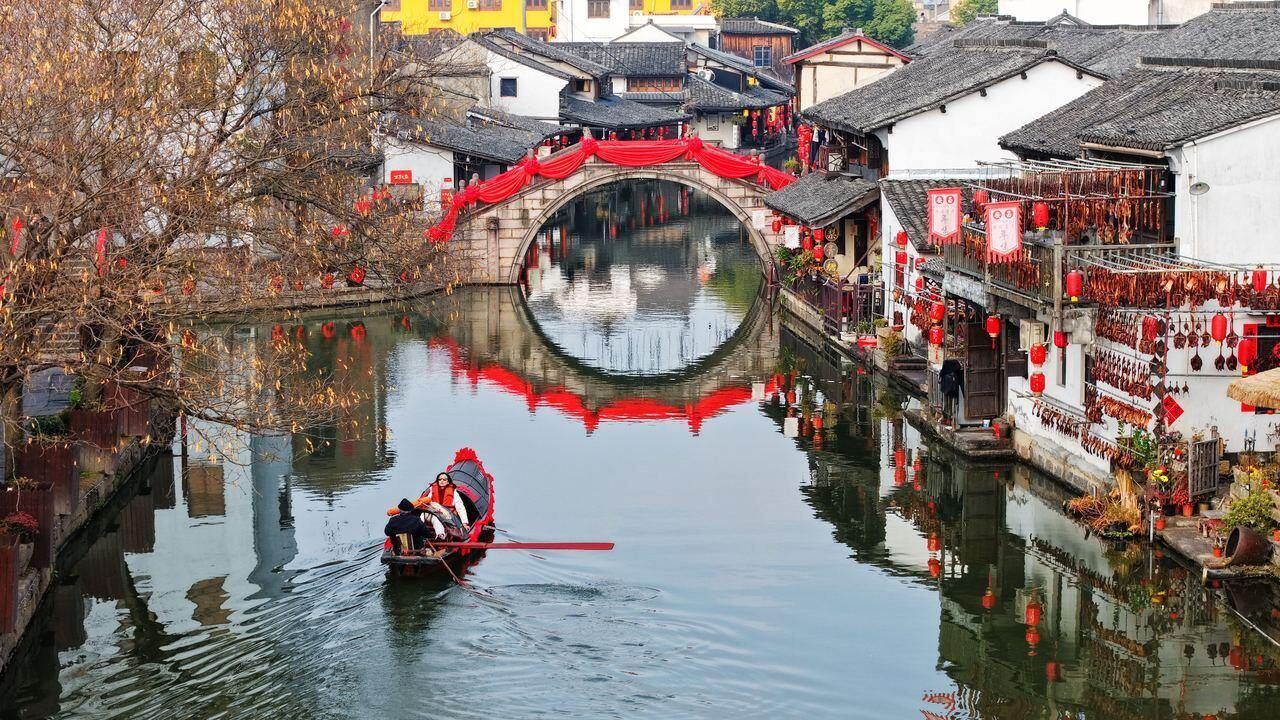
[382,0,701,40]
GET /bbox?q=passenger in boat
[425,472,470,529]
[385,498,433,553]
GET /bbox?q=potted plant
[0,512,39,575]
[782,157,800,176]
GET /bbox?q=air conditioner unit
[465,0,478,8]
[439,10,452,20]
[1018,320,1046,350]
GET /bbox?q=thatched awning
[1227,367,1280,409]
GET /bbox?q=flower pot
[1225,526,1273,566]
[1181,504,1193,517]
[1155,517,1166,531]
[1213,546,1223,558]
[1273,529,1280,542]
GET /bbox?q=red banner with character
[927,188,962,245]
[985,201,1022,264]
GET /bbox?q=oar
[430,541,614,551]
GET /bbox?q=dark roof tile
[688,43,794,93]
[764,172,879,226]
[685,75,788,112]
[1001,64,1280,156]
[557,42,686,77]
[721,17,799,35]
[559,94,688,130]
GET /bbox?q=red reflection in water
[430,338,774,435]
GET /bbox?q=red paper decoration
[1032,201,1049,230]
[914,277,924,292]
[930,302,946,323]
[1065,270,1083,302]
[1211,313,1227,342]
[1029,343,1046,365]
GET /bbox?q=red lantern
[1025,626,1041,653]
[982,589,997,611]
[1211,313,1228,343]
[814,227,826,243]
[812,244,825,262]
[1053,330,1068,349]
[1025,600,1042,626]
[894,466,907,486]
[349,266,366,285]
[985,315,1002,348]
[771,219,782,233]
[321,322,336,339]
[320,273,335,289]
[351,323,366,342]
[801,234,814,251]
[1032,201,1049,230]
[1045,662,1061,683]
[1253,267,1268,294]
[1029,372,1046,395]
[1239,336,1257,371]
[930,302,946,323]
[894,448,906,467]
[271,325,285,344]
[895,230,908,248]
[1065,269,1083,302]
[928,557,941,578]
[1029,343,1046,365]
[895,249,908,266]
[914,277,924,292]
[929,325,944,346]
[927,533,941,553]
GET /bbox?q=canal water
[4,181,1280,719]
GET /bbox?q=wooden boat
[381,447,496,575]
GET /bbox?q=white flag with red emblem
[927,188,962,245]
[985,201,1022,264]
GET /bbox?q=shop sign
[985,201,1023,263]
[389,169,413,185]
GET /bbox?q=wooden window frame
[587,0,610,18]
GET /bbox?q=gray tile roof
[470,34,574,81]
[477,29,613,81]
[467,107,564,140]
[685,74,789,112]
[560,94,689,130]
[804,43,1099,135]
[721,17,798,35]
[557,42,686,77]
[1142,2,1280,66]
[881,177,969,251]
[763,172,879,226]
[1001,63,1280,157]
[386,115,546,165]
[688,43,795,93]
[783,28,910,64]
[906,16,1173,78]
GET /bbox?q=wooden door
[965,321,1004,420]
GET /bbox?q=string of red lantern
[423,138,796,246]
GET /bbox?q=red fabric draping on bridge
[424,139,796,247]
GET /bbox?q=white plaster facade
[787,37,908,113]
[1166,114,1280,266]
[689,113,740,149]
[484,50,569,121]
[379,136,455,213]
[999,0,1212,24]
[876,61,1105,171]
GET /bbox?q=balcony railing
[790,273,883,337]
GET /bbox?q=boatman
[385,498,433,553]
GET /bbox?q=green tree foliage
[951,0,999,25]
[711,0,782,22]
[774,0,915,48]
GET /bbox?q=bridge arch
[450,156,784,285]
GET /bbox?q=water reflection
[4,285,1280,717]
[520,180,762,376]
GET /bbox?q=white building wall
[886,62,1104,171]
[690,113,739,149]
[380,137,455,212]
[484,52,568,120]
[794,47,906,112]
[555,0,629,42]
[998,0,1211,24]
[1168,115,1280,267]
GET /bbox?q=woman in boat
[384,472,470,529]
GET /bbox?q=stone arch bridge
[449,154,785,284]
